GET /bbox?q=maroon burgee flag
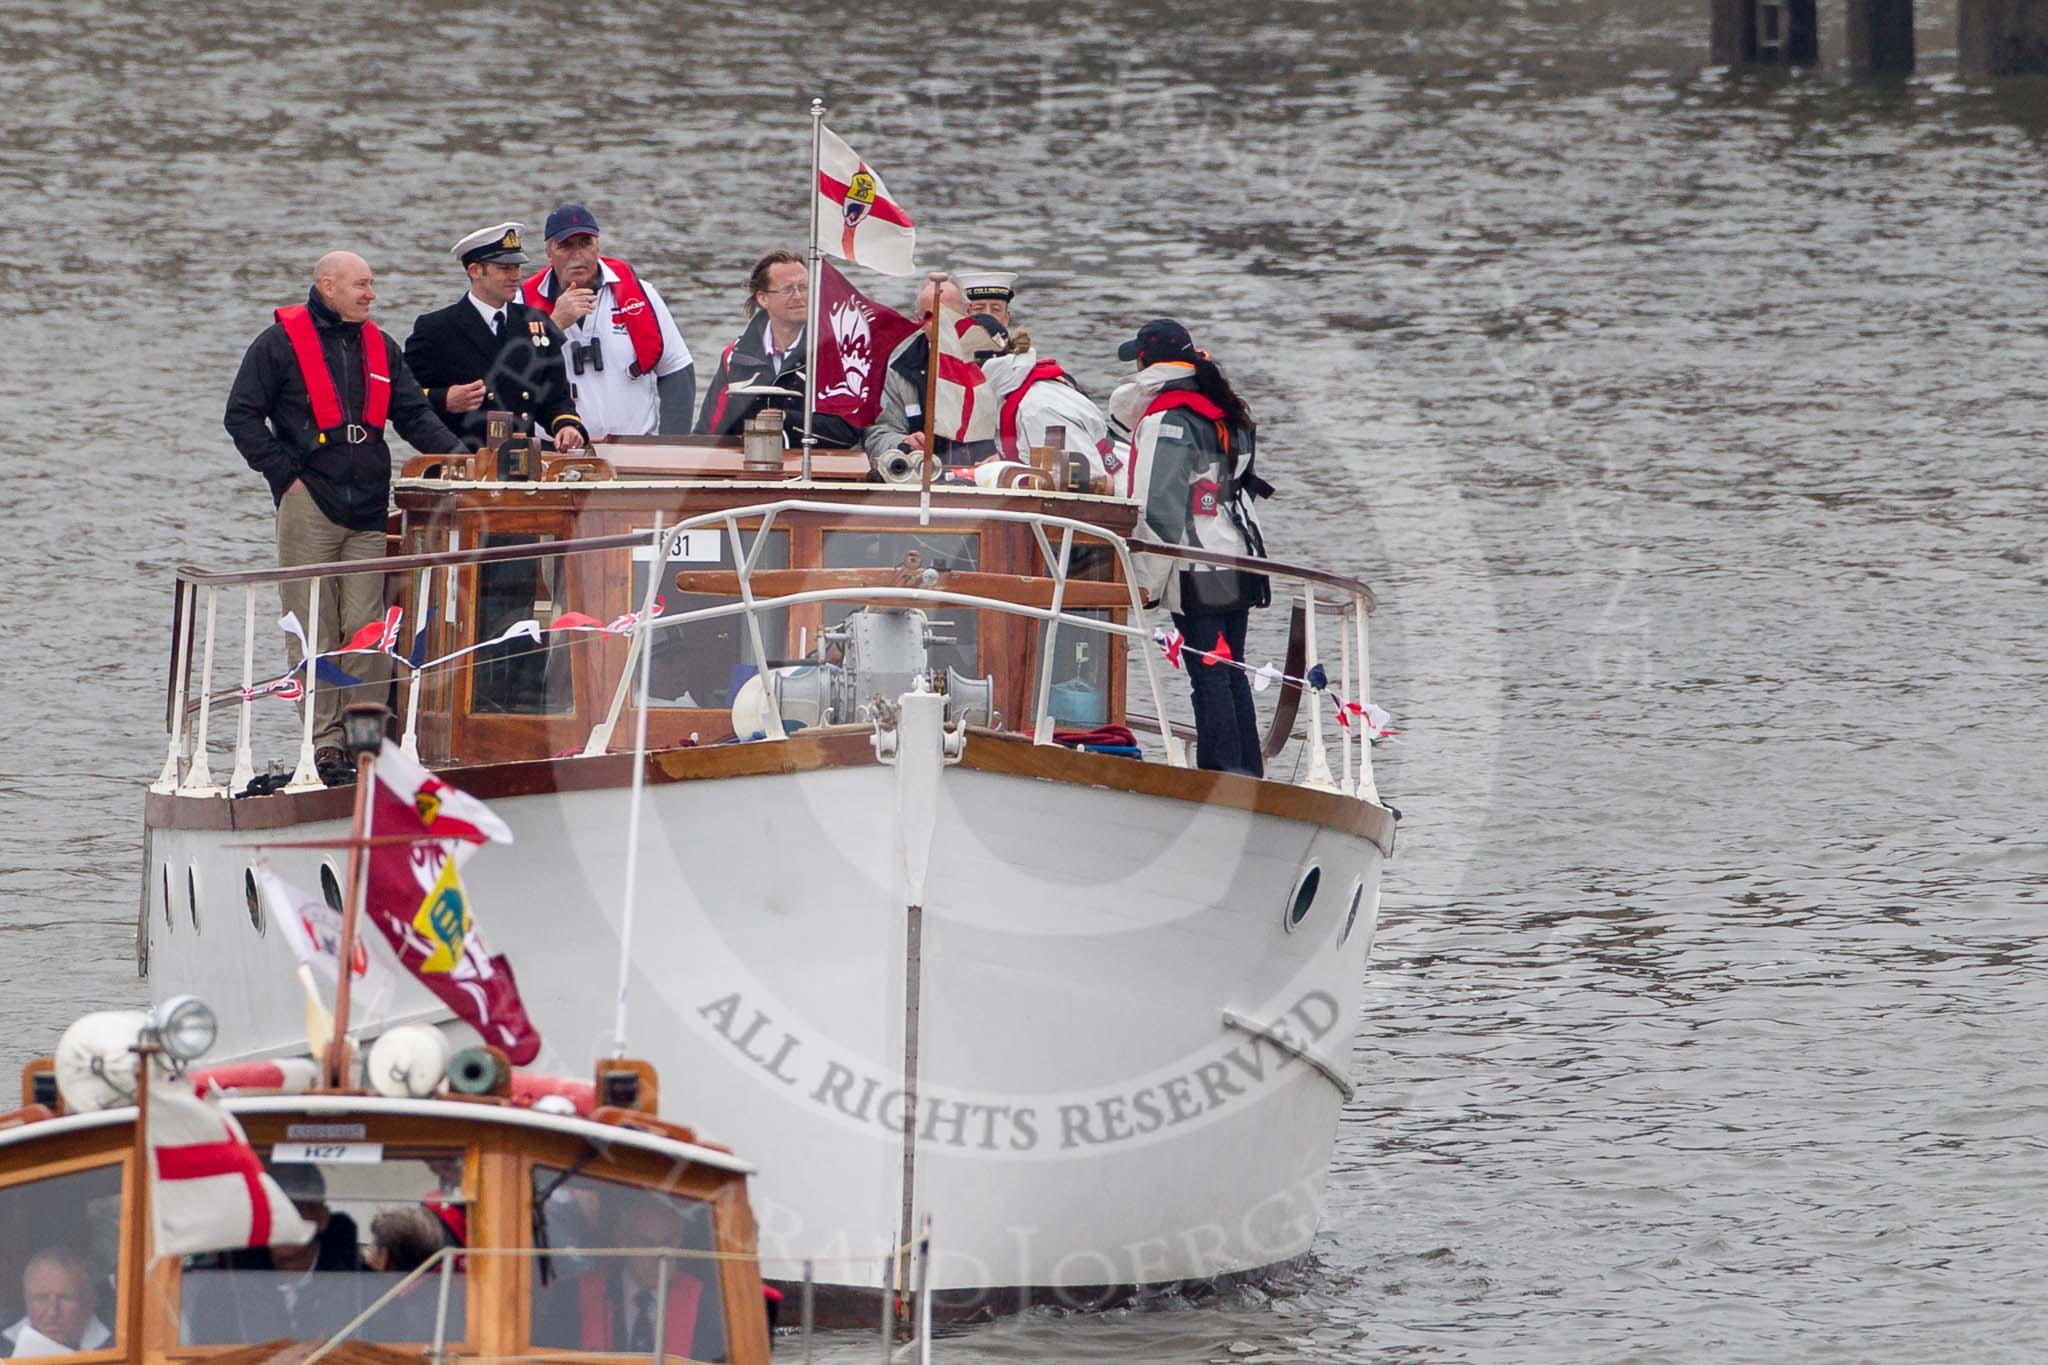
[813,261,918,430]
[362,741,542,1064]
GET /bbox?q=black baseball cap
[963,312,1009,360]
[544,203,600,243]
[1117,318,1196,364]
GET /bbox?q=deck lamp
[153,994,219,1063]
[342,701,390,757]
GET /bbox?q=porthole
[1284,865,1321,933]
[161,865,173,933]
[245,867,265,935]
[320,862,344,913]
[1339,880,1364,947]
[187,866,202,934]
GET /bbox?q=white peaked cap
[451,222,528,264]
[956,270,1019,299]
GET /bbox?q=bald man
[225,252,463,780]
[861,273,996,466]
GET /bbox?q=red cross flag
[149,1067,315,1256]
[933,307,997,445]
[816,126,916,276]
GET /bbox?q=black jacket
[694,312,860,447]
[404,296,585,451]
[224,289,462,531]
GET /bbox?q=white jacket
[979,351,1109,480]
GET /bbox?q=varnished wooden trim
[148,729,1392,849]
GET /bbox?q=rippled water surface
[4,1,2046,1359]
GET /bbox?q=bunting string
[212,600,665,707]
[1152,627,1397,742]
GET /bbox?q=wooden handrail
[1126,539,1377,612]
[174,528,657,588]
[672,568,1131,610]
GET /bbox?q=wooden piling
[1848,0,1916,73]
[1960,0,2048,75]
[1711,0,1820,66]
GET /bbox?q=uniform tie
[492,310,505,338]
[626,1286,653,1353]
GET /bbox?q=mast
[801,98,826,483]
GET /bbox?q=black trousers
[1171,609,1263,777]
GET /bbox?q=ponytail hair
[1191,353,1254,438]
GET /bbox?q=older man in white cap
[403,223,587,453]
[954,270,1017,329]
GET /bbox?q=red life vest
[522,257,663,377]
[1128,388,1227,496]
[574,1268,701,1353]
[997,360,1073,458]
[274,304,390,441]
[704,337,742,433]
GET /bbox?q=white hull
[145,753,1383,1301]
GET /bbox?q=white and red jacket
[979,349,1109,478]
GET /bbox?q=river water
[3,0,2045,1359]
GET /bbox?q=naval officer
[403,223,587,452]
[955,270,1018,328]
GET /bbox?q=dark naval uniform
[404,297,583,451]
[403,223,587,451]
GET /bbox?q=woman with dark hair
[1109,319,1273,776]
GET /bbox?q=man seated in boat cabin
[181,1165,367,1345]
[224,249,466,780]
[2,1248,109,1357]
[861,272,997,467]
[537,1197,722,1362]
[696,249,860,447]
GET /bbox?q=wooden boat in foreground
[0,1001,873,1365]
[136,435,1396,1319]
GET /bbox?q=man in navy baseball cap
[521,202,697,438]
[1117,318,1197,366]
[542,202,601,244]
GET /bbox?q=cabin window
[472,534,574,715]
[1045,608,1113,727]
[821,530,980,677]
[179,1145,470,1347]
[631,527,790,710]
[0,1162,124,1359]
[528,1167,729,1363]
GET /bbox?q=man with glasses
[518,204,694,440]
[695,250,858,446]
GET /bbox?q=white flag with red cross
[933,307,997,445]
[149,1068,316,1256]
[816,126,916,276]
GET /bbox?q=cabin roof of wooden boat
[0,1092,754,1174]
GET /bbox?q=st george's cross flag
[932,307,998,445]
[816,126,916,276]
[361,742,542,1064]
[149,1067,316,1256]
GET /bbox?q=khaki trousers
[276,485,389,752]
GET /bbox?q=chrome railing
[158,499,1381,803]
[302,1228,937,1365]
